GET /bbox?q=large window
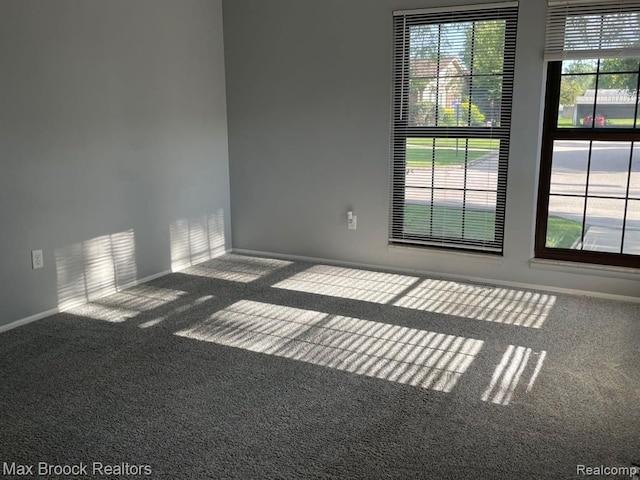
[389,3,518,253]
[536,1,640,268]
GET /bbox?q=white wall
[223,0,640,298]
[0,0,231,327]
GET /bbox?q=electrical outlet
[31,249,44,269]
[347,213,357,230]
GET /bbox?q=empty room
[1,0,639,478]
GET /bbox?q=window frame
[389,5,519,254]
[535,60,640,268]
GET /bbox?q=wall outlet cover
[31,249,44,269]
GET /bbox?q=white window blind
[389,2,518,253]
[545,0,640,60]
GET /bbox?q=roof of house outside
[410,57,466,78]
[576,89,638,105]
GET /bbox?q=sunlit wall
[55,230,137,310]
[0,0,230,327]
[170,209,228,272]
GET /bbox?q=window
[536,1,640,268]
[389,2,519,253]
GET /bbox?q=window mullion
[579,141,595,248]
[620,141,635,253]
[535,62,563,256]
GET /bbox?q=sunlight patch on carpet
[175,300,483,393]
[273,265,420,304]
[89,285,187,312]
[64,303,139,323]
[482,346,547,405]
[394,279,556,328]
[64,285,190,324]
[138,295,214,329]
[183,254,292,283]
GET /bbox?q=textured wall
[0,0,231,326]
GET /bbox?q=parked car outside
[583,114,606,127]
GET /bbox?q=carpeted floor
[1,253,639,479]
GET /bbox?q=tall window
[536,1,640,268]
[389,3,518,253]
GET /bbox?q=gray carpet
[1,253,639,479]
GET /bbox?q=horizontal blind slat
[545,0,640,60]
[394,2,519,17]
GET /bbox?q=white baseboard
[170,248,231,273]
[4,246,635,335]
[1,248,233,335]
[232,248,640,304]
[0,308,61,334]
[0,269,174,335]
[117,269,172,291]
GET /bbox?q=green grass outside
[557,117,636,127]
[406,146,491,167]
[546,215,583,249]
[605,118,636,126]
[404,204,496,241]
[406,138,498,167]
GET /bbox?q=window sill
[388,244,504,264]
[529,258,640,279]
